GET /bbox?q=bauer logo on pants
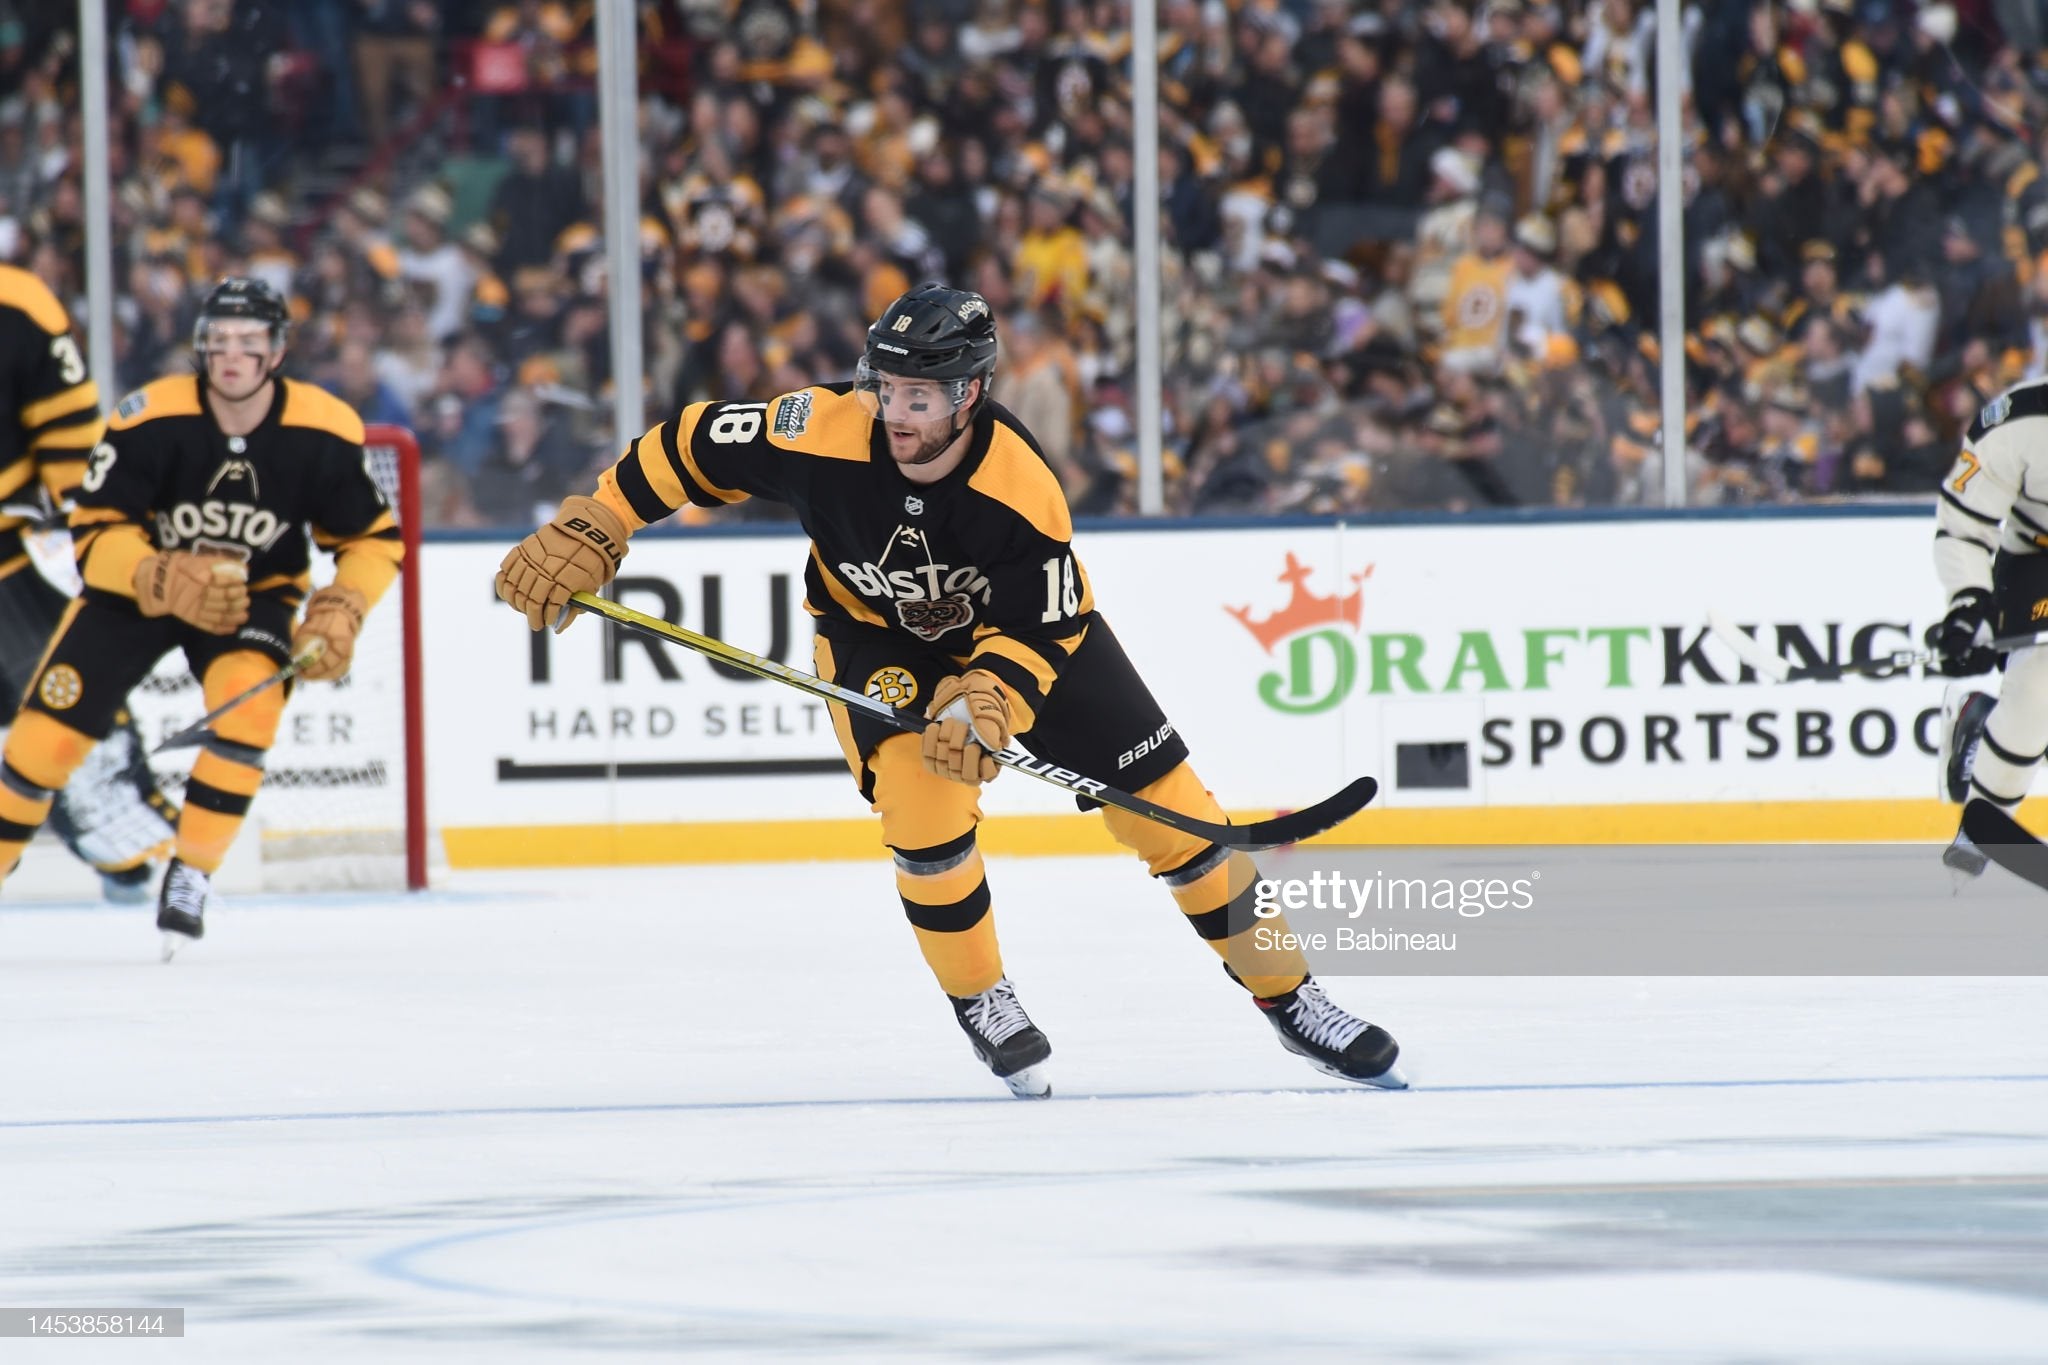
[38,664,83,711]
[865,666,919,708]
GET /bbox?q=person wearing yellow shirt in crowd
[1440,203,1514,372]
[1016,184,1088,315]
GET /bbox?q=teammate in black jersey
[0,263,177,901]
[0,278,404,953]
[497,284,1405,1096]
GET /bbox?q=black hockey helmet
[192,276,291,358]
[856,283,998,421]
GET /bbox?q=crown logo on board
[1225,553,1371,653]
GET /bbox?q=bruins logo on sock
[37,664,83,710]
[865,666,919,708]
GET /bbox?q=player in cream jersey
[1931,377,2048,871]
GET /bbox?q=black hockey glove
[1927,589,1997,677]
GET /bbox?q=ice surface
[2,857,2045,1362]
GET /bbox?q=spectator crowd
[6,0,2048,522]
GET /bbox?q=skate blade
[1361,1062,1409,1090]
[1000,1063,1052,1099]
[1303,1057,1409,1090]
[160,931,183,963]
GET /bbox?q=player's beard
[893,414,965,468]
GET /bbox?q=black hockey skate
[949,977,1052,1099]
[1256,976,1407,1089]
[156,858,209,961]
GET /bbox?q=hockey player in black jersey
[0,264,177,901]
[496,284,1405,1096]
[0,278,404,953]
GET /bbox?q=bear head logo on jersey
[897,597,974,641]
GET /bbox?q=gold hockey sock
[176,744,265,875]
[898,831,1003,998]
[0,711,95,882]
[1103,763,1309,998]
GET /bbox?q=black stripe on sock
[182,780,254,817]
[0,814,44,843]
[901,879,991,934]
[1970,774,2027,807]
[1185,880,1262,942]
[0,760,52,801]
[1982,729,2032,768]
[891,828,977,872]
[1161,841,1229,887]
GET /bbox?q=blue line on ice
[6,1072,2047,1130]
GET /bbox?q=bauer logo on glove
[495,494,632,632]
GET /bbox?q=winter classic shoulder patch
[773,392,812,439]
[1980,394,2013,431]
[117,390,149,419]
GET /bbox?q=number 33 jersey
[595,384,1094,732]
[68,375,402,608]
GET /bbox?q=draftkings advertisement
[418,511,1962,854]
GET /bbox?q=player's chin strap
[560,590,1378,851]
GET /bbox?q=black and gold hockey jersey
[0,265,104,566]
[70,375,403,611]
[595,385,1094,732]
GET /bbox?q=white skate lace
[1286,980,1370,1051]
[163,863,209,917]
[963,979,1034,1045]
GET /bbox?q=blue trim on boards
[427,499,1937,544]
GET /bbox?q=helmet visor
[854,357,975,421]
[195,318,283,357]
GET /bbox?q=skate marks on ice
[5,1068,2048,1133]
[6,862,2048,1360]
[1243,1173,2048,1300]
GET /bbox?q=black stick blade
[1962,799,2048,892]
[1231,777,1379,850]
[151,725,213,754]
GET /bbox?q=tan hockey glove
[132,552,250,635]
[292,585,367,682]
[494,494,630,631]
[920,669,1012,785]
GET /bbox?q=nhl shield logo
[904,495,924,515]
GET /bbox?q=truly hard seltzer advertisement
[1230,846,2048,975]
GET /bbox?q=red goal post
[363,424,427,890]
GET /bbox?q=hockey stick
[151,639,325,754]
[1961,798,2048,892]
[564,590,1378,850]
[1706,610,2048,683]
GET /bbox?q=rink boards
[421,508,1977,865]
